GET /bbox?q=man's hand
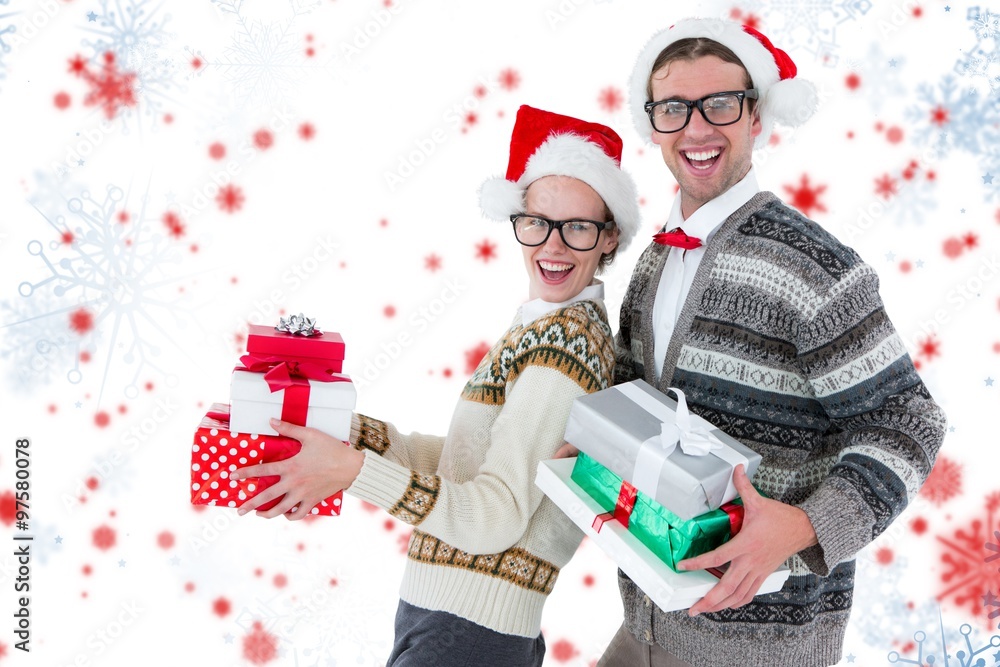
[677,464,818,616]
[553,443,579,459]
[231,418,364,521]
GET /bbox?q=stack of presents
[537,379,790,611]
[190,315,356,517]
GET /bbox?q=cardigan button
[644,595,651,607]
[644,630,652,642]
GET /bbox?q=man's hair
[646,38,756,112]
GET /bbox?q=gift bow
[632,388,725,498]
[275,313,322,336]
[238,354,348,425]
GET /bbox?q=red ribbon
[592,480,639,532]
[238,354,349,426]
[720,501,744,538]
[653,228,703,250]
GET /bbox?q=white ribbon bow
[631,387,726,499]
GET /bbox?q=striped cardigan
[614,192,946,667]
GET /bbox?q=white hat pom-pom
[478,176,524,221]
[761,78,818,129]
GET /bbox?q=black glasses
[644,89,758,133]
[510,214,614,252]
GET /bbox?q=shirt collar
[520,281,605,327]
[665,167,760,245]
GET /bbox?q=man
[598,18,946,667]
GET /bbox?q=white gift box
[229,367,356,440]
[535,458,790,612]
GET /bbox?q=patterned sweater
[346,299,616,638]
[615,192,946,667]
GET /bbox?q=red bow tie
[653,228,703,250]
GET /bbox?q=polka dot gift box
[190,403,344,516]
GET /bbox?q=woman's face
[520,176,618,302]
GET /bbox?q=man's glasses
[644,90,758,133]
[510,214,614,252]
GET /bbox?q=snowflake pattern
[81,0,178,130]
[887,620,1000,666]
[958,7,1000,93]
[207,0,324,109]
[4,180,194,403]
[737,0,874,65]
[843,42,908,112]
[937,495,1000,627]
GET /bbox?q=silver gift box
[563,379,762,521]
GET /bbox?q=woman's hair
[596,203,618,274]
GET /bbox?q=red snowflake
[0,491,15,525]
[254,129,274,150]
[474,239,497,263]
[92,525,116,550]
[783,174,827,217]
[213,597,231,617]
[68,52,138,119]
[597,86,624,113]
[930,105,949,126]
[936,497,1000,628]
[917,335,941,361]
[874,174,898,199]
[498,68,521,90]
[208,142,226,160]
[298,122,315,140]
[69,308,95,334]
[464,341,491,375]
[943,237,965,259]
[845,72,861,90]
[243,621,279,665]
[216,184,245,213]
[60,230,74,245]
[424,253,442,272]
[920,456,962,506]
[550,638,579,662]
[54,91,71,109]
[963,232,979,249]
[464,111,478,126]
[163,211,185,238]
[157,531,175,549]
[94,411,110,427]
[191,56,203,69]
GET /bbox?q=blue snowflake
[887,620,1000,666]
[207,0,324,108]
[844,42,907,113]
[739,0,873,66]
[80,0,178,132]
[0,0,16,85]
[2,178,194,404]
[956,7,1000,94]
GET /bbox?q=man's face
[649,55,762,218]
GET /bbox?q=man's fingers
[731,464,757,501]
[678,539,735,571]
[554,443,579,459]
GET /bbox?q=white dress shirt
[652,169,760,378]
[521,281,605,327]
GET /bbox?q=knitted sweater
[615,192,946,667]
[346,299,616,638]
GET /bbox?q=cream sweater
[347,298,615,637]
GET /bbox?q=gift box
[246,323,345,372]
[572,452,743,571]
[191,404,343,515]
[229,365,356,439]
[563,380,761,521]
[536,458,789,612]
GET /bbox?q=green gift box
[571,451,742,571]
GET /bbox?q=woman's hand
[231,418,365,520]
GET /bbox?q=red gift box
[190,404,343,516]
[246,324,345,372]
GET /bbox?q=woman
[232,105,641,666]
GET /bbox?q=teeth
[684,149,720,161]
[539,261,572,272]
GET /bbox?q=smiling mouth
[682,148,721,171]
[538,260,574,283]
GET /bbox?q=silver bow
[275,313,322,336]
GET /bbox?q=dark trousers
[386,599,546,667]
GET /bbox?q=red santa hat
[478,105,641,252]
[628,18,817,148]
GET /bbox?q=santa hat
[628,18,817,148]
[478,105,641,253]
